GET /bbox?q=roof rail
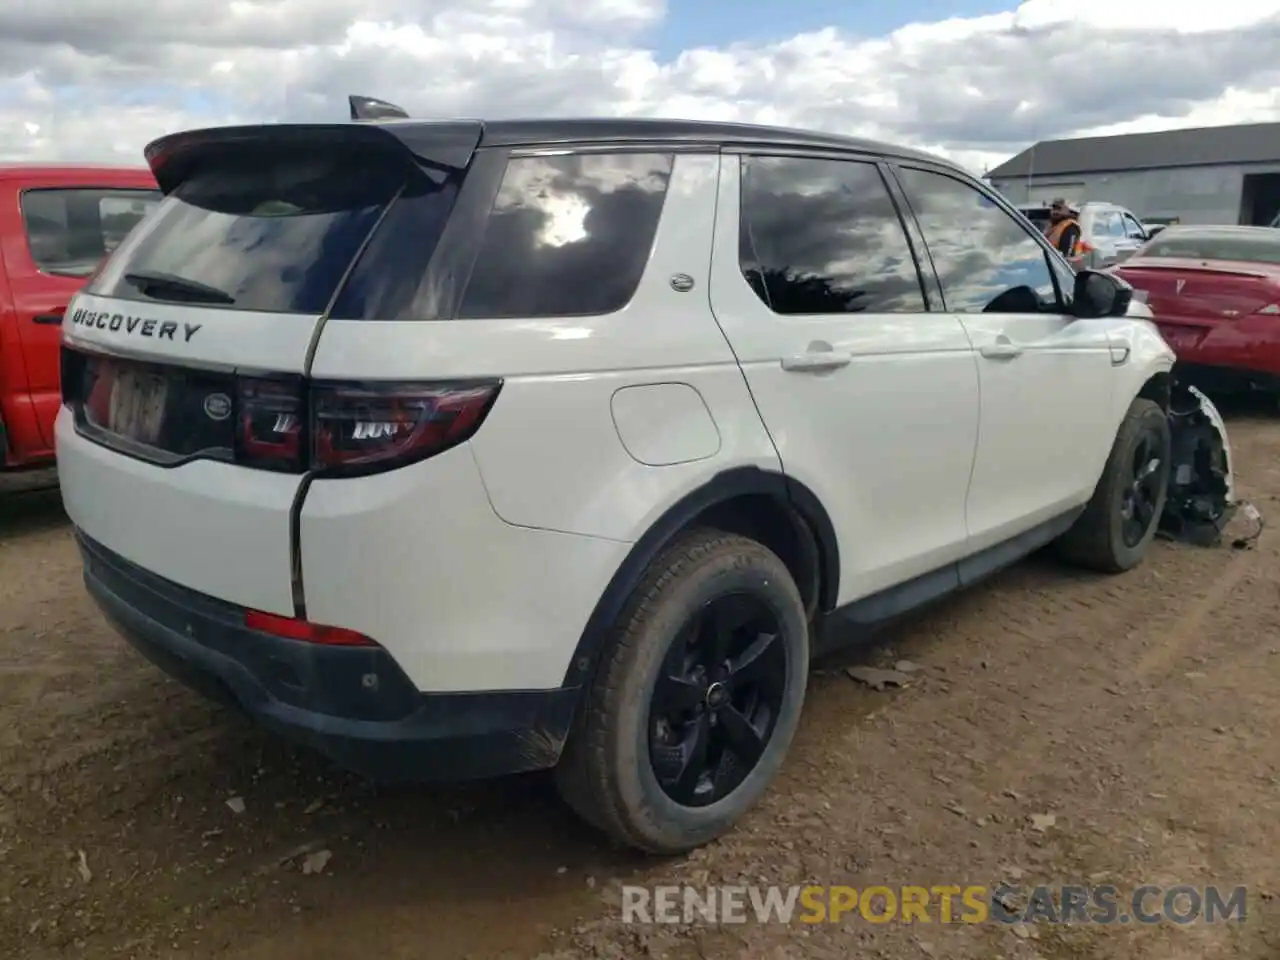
[349,95,410,123]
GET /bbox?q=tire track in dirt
[1131,548,1256,680]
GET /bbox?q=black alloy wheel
[1120,425,1165,547]
[648,592,788,807]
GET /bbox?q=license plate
[107,366,168,445]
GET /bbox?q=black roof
[987,121,1280,180]
[469,117,950,166]
[144,117,958,192]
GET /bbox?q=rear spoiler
[143,110,482,194]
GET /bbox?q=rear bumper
[1153,317,1280,383]
[79,531,579,781]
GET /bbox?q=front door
[891,165,1117,555]
[708,152,981,605]
[3,183,160,450]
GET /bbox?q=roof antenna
[348,95,410,122]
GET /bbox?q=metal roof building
[985,122,1280,227]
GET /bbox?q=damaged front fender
[1159,382,1236,546]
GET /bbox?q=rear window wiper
[124,270,236,305]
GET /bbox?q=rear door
[708,151,981,604]
[2,178,160,454]
[891,164,1116,553]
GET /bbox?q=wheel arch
[1136,369,1173,412]
[558,466,839,689]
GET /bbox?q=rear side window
[456,152,673,319]
[21,188,161,277]
[1092,211,1123,237]
[89,147,410,315]
[739,156,926,314]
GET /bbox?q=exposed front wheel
[1057,397,1172,573]
[556,529,809,854]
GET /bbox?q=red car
[1112,225,1280,397]
[0,164,160,469]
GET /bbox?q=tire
[555,528,809,854]
[1057,397,1171,573]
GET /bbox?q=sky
[2,0,1279,175]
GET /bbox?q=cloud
[1,0,1278,174]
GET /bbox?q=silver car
[1017,201,1150,269]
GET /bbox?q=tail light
[1077,240,1096,255]
[238,376,305,471]
[61,343,501,477]
[245,609,377,647]
[236,377,501,476]
[312,381,500,476]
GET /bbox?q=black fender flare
[558,466,838,689]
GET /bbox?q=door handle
[32,313,64,325]
[979,336,1022,360]
[781,351,852,372]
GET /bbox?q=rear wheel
[1057,398,1171,573]
[556,529,809,854]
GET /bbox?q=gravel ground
[1,408,1277,960]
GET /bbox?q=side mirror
[1073,269,1133,319]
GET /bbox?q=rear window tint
[21,188,161,277]
[456,152,673,319]
[89,148,409,315]
[1140,233,1280,265]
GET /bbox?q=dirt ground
[2,406,1279,960]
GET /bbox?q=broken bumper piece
[1159,383,1238,547]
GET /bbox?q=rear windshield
[1138,232,1280,266]
[88,147,413,315]
[22,188,161,277]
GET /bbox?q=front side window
[739,156,926,315]
[895,167,1060,315]
[457,152,673,319]
[21,188,161,277]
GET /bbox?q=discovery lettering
[69,308,202,343]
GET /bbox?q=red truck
[0,164,159,469]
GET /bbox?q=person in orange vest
[1044,198,1084,265]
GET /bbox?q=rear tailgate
[57,122,478,613]
[1115,257,1280,352]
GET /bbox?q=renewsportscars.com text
[621,884,1247,926]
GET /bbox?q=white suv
[57,114,1178,854]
